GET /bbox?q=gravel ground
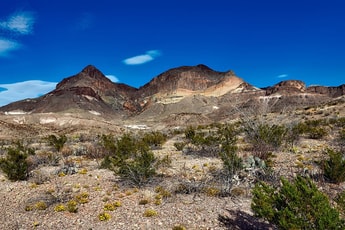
[0,167,259,230]
[0,134,276,230]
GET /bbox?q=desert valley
[1,64,345,229]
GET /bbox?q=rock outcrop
[265,80,306,96]
[307,84,345,98]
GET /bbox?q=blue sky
[0,0,344,106]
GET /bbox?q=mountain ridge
[0,64,344,124]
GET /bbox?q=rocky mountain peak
[0,64,344,119]
[81,65,107,80]
[137,64,231,97]
[56,65,113,91]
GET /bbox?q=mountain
[0,65,138,116]
[134,64,257,108]
[0,64,344,125]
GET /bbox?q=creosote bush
[47,134,67,152]
[321,148,345,184]
[251,176,344,229]
[181,123,242,194]
[243,122,287,158]
[0,142,35,181]
[141,131,167,149]
[217,124,242,179]
[101,133,158,187]
[297,119,329,139]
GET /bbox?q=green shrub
[185,126,196,142]
[243,123,287,157]
[118,146,156,186]
[174,142,186,151]
[141,131,167,148]
[217,124,241,174]
[0,142,35,181]
[101,133,158,186]
[308,127,328,139]
[251,176,344,229]
[47,134,67,152]
[285,123,303,148]
[297,120,328,139]
[321,149,345,184]
[337,117,345,128]
[339,128,345,144]
[335,190,345,216]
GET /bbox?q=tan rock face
[137,64,232,96]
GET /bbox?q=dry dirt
[0,135,261,230]
[0,98,345,230]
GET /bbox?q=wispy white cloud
[277,74,288,78]
[0,11,35,57]
[0,38,21,56]
[0,80,57,106]
[0,11,35,35]
[123,50,161,65]
[105,75,119,83]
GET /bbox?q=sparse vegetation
[1,97,345,228]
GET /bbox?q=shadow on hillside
[218,209,277,230]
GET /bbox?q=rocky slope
[0,64,344,124]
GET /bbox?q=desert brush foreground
[1,65,345,229]
[0,98,345,229]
